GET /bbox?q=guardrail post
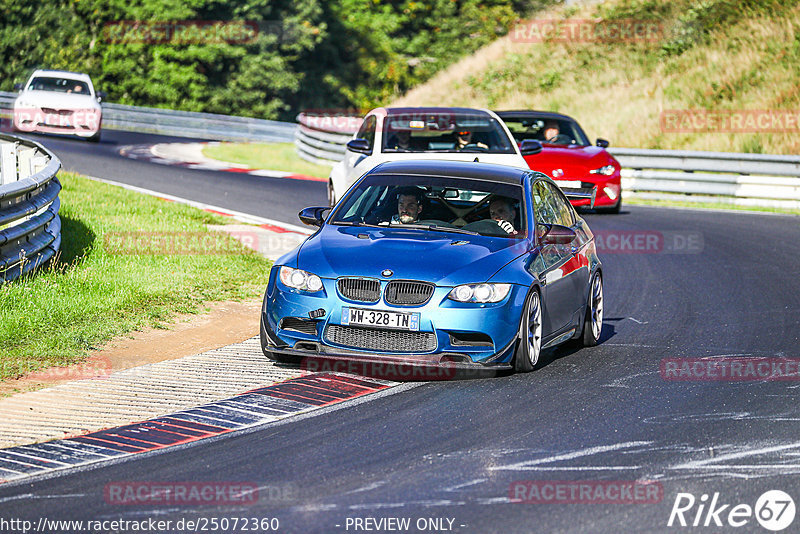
[17,146,35,180]
[1,141,18,185]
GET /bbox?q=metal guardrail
[609,148,800,209]
[0,91,295,143]
[294,113,800,209]
[0,133,62,282]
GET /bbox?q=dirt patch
[0,299,263,397]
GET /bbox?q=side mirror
[520,139,543,156]
[96,90,107,102]
[298,206,329,227]
[346,138,371,154]
[538,223,576,245]
[596,138,609,148]
[14,83,23,91]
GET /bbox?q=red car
[496,111,622,213]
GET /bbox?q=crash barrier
[295,112,800,209]
[611,148,800,209]
[0,133,62,282]
[0,91,295,143]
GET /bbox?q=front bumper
[261,271,525,371]
[556,175,621,207]
[14,108,101,137]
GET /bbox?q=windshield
[331,174,527,239]
[381,112,516,154]
[502,116,590,146]
[27,77,91,95]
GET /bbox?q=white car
[13,70,104,142]
[328,107,541,205]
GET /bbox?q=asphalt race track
[2,130,800,532]
[23,129,328,224]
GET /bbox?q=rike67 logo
[668,490,795,531]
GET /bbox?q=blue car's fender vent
[385,281,435,306]
[325,325,437,353]
[337,277,381,303]
[280,317,319,335]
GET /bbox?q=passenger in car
[387,130,412,151]
[489,196,518,235]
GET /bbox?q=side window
[356,115,377,152]
[532,181,560,225]
[543,182,575,227]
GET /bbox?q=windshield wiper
[388,222,478,235]
[333,221,383,228]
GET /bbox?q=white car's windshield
[382,113,516,154]
[28,77,91,95]
[331,174,527,239]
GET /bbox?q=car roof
[29,69,93,82]
[383,107,493,116]
[368,159,537,185]
[495,110,576,122]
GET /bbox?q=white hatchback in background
[13,70,104,142]
[327,107,541,205]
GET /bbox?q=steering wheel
[546,134,573,145]
[459,143,488,152]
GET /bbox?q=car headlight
[279,266,324,292]
[590,165,616,176]
[448,283,511,303]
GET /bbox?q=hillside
[392,0,800,155]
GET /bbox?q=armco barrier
[0,91,295,143]
[294,113,800,209]
[0,133,62,282]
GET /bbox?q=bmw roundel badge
[381,269,393,277]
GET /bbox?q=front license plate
[341,307,420,331]
[555,180,582,188]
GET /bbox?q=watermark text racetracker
[661,357,800,381]
[661,110,800,133]
[594,230,703,254]
[511,18,664,43]
[104,230,260,255]
[509,480,663,504]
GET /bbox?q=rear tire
[514,289,542,372]
[580,272,603,347]
[87,131,101,143]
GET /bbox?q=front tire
[260,317,300,364]
[580,272,603,346]
[514,289,543,372]
[596,196,621,214]
[327,180,336,207]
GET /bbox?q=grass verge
[0,172,271,381]
[394,0,800,155]
[202,142,332,179]
[625,197,800,216]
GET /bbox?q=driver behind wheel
[489,196,518,235]
[456,130,488,150]
[392,187,424,224]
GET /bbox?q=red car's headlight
[590,165,616,176]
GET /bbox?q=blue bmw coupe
[260,160,603,374]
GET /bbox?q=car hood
[15,91,100,110]
[295,224,529,286]
[523,145,617,179]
